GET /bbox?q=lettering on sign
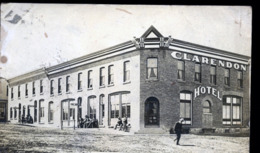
[171,51,247,71]
[194,86,222,101]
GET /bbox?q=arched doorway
[145,97,159,127]
[34,101,37,122]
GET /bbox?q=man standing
[174,118,184,145]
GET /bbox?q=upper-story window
[78,73,82,90]
[32,82,35,95]
[6,86,8,96]
[237,71,243,88]
[40,80,43,93]
[124,61,130,82]
[66,76,70,92]
[18,86,21,98]
[178,60,185,81]
[224,69,230,86]
[58,78,62,94]
[11,87,13,99]
[100,67,105,86]
[25,84,28,97]
[147,58,158,79]
[195,63,201,82]
[50,80,54,95]
[108,65,114,85]
[210,66,216,85]
[88,70,93,88]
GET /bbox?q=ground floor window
[70,108,75,120]
[14,109,17,119]
[10,107,13,119]
[34,101,37,122]
[39,101,44,123]
[49,102,54,123]
[180,91,192,125]
[62,101,69,120]
[223,96,242,125]
[110,94,120,119]
[78,98,82,120]
[110,93,131,120]
[89,96,97,119]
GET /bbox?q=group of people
[114,116,128,132]
[78,115,98,128]
[20,114,33,124]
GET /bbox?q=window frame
[194,63,201,82]
[210,66,217,85]
[108,65,114,85]
[237,71,243,88]
[124,61,131,82]
[224,68,230,86]
[222,96,242,126]
[88,70,93,89]
[50,80,54,95]
[66,76,70,92]
[177,60,185,81]
[99,67,105,87]
[32,82,35,95]
[58,78,62,94]
[25,84,28,97]
[179,91,192,125]
[78,73,82,90]
[18,85,21,98]
[147,58,158,80]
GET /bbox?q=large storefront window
[39,100,44,123]
[180,91,192,125]
[89,96,97,119]
[110,95,120,119]
[63,101,69,120]
[223,96,242,125]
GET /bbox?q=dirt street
[0,124,249,153]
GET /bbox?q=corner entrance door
[202,100,213,127]
[145,97,160,127]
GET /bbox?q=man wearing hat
[174,118,184,145]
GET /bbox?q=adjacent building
[7,26,251,134]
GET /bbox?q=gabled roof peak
[141,25,163,38]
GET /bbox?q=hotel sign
[171,51,247,71]
[194,86,222,101]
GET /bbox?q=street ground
[0,123,249,153]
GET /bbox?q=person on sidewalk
[174,118,184,145]
[114,117,122,130]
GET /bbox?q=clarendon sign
[171,51,247,71]
[194,86,222,101]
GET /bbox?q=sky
[0,4,252,79]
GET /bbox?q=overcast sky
[0,4,252,79]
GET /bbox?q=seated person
[114,117,123,130]
[121,115,128,132]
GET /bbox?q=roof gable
[141,25,163,38]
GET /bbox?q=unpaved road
[0,124,249,153]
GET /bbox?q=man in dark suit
[174,118,184,145]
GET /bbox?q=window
[50,80,54,95]
[40,80,43,93]
[178,61,185,81]
[147,58,158,79]
[66,76,70,92]
[78,98,82,119]
[180,91,192,125]
[195,63,201,82]
[100,95,105,118]
[203,100,211,113]
[10,107,13,119]
[32,82,35,95]
[34,101,37,122]
[122,94,130,118]
[22,105,26,117]
[49,102,54,123]
[78,73,82,90]
[224,69,230,86]
[58,78,62,94]
[124,61,130,82]
[100,68,105,86]
[223,96,242,125]
[110,94,120,119]
[88,70,93,88]
[70,108,75,120]
[89,97,96,119]
[14,108,17,119]
[62,101,69,120]
[237,71,243,88]
[108,65,114,85]
[11,88,13,99]
[6,86,8,96]
[18,86,21,98]
[210,66,216,85]
[39,100,44,123]
[25,84,28,97]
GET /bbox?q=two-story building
[7,26,251,134]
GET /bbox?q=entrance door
[202,100,213,127]
[145,97,159,127]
